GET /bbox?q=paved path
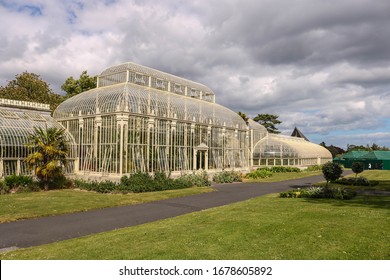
[0,173,343,250]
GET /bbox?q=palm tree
[26,126,69,190]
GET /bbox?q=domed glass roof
[54,83,247,129]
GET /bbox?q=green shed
[334,150,390,170]
[359,151,390,170]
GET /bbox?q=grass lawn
[1,193,389,260]
[0,171,322,223]
[317,170,390,191]
[0,187,213,223]
[1,170,389,260]
[352,170,390,191]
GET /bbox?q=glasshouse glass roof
[0,99,75,148]
[54,79,246,129]
[248,119,267,133]
[254,133,332,159]
[97,62,215,103]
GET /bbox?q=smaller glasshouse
[0,99,76,178]
[252,133,332,167]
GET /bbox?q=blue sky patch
[0,1,43,16]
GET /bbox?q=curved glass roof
[247,119,266,131]
[248,118,268,143]
[54,83,247,130]
[253,134,332,159]
[0,106,75,148]
[98,62,215,103]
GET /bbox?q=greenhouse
[54,62,249,177]
[0,99,76,178]
[334,150,390,170]
[252,133,332,167]
[1,62,334,180]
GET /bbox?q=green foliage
[245,169,273,179]
[246,166,301,179]
[3,174,39,193]
[61,70,97,98]
[322,162,343,185]
[279,186,356,200]
[25,127,69,191]
[0,72,63,111]
[347,143,389,152]
[334,177,379,187]
[4,174,34,188]
[305,165,323,172]
[237,111,249,124]
[351,162,364,177]
[74,171,211,194]
[175,171,211,188]
[266,166,301,173]
[0,180,9,195]
[212,171,243,183]
[319,142,346,158]
[47,174,73,190]
[120,172,155,193]
[73,179,117,193]
[253,113,282,134]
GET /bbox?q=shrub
[0,180,9,195]
[245,169,273,179]
[300,186,324,198]
[119,172,155,193]
[4,174,39,192]
[322,162,343,185]
[73,179,118,193]
[351,162,364,178]
[306,165,323,172]
[212,171,242,183]
[46,174,73,190]
[4,174,34,188]
[268,166,301,173]
[334,176,378,187]
[151,171,191,191]
[280,186,357,200]
[279,190,301,198]
[176,171,211,188]
[74,171,211,194]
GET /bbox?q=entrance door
[196,150,206,170]
[194,143,209,170]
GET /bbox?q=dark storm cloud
[201,0,390,68]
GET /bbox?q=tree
[25,127,69,191]
[237,111,249,124]
[320,142,346,158]
[322,162,343,186]
[61,70,97,98]
[351,162,364,178]
[347,143,390,152]
[0,72,63,111]
[371,143,389,151]
[253,114,281,134]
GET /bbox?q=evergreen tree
[237,111,249,124]
[253,114,282,134]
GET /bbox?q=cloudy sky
[1,0,390,149]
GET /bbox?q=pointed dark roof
[291,127,310,141]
